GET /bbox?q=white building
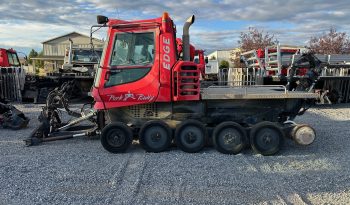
[207,48,241,68]
[32,32,104,71]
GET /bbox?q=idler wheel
[291,124,316,146]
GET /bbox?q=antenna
[116,8,120,19]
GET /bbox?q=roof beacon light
[162,12,170,32]
[162,12,169,22]
[97,15,109,24]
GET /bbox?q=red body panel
[0,48,20,67]
[195,50,205,77]
[1,49,12,67]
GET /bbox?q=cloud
[0,0,350,54]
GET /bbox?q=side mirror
[97,15,109,24]
[205,57,208,64]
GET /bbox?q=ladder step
[180,89,199,92]
[247,57,258,61]
[268,52,278,56]
[241,50,256,55]
[180,82,199,85]
[179,76,198,79]
[180,70,198,73]
[266,67,280,71]
[267,60,278,64]
[250,63,261,67]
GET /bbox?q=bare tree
[231,27,276,67]
[238,27,276,52]
[309,28,350,54]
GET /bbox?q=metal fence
[0,67,26,102]
[227,68,256,86]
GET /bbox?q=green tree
[219,60,229,69]
[37,50,44,68]
[28,49,38,65]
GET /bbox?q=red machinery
[241,45,350,104]
[0,48,20,67]
[0,48,24,102]
[27,13,318,156]
[241,45,302,78]
[0,48,29,129]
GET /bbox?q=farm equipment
[22,41,102,103]
[0,102,29,130]
[26,13,318,156]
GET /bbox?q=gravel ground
[0,103,350,205]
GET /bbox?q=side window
[104,32,155,88]
[104,68,151,87]
[52,45,58,55]
[6,52,14,65]
[110,32,154,66]
[112,38,128,65]
[12,53,20,66]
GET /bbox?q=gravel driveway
[1,104,350,204]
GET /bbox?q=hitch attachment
[25,82,100,146]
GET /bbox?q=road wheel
[213,122,247,154]
[175,120,206,153]
[139,120,172,153]
[101,122,133,153]
[250,121,284,156]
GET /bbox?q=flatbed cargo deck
[201,85,319,100]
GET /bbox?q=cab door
[95,30,160,109]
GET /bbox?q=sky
[0,0,350,55]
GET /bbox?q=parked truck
[22,42,102,102]
[27,13,318,156]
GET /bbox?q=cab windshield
[72,49,102,63]
[110,32,155,67]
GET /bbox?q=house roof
[42,31,104,44]
[31,56,64,61]
[207,48,239,56]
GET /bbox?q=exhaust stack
[182,15,195,61]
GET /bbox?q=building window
[52,45,58,55]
